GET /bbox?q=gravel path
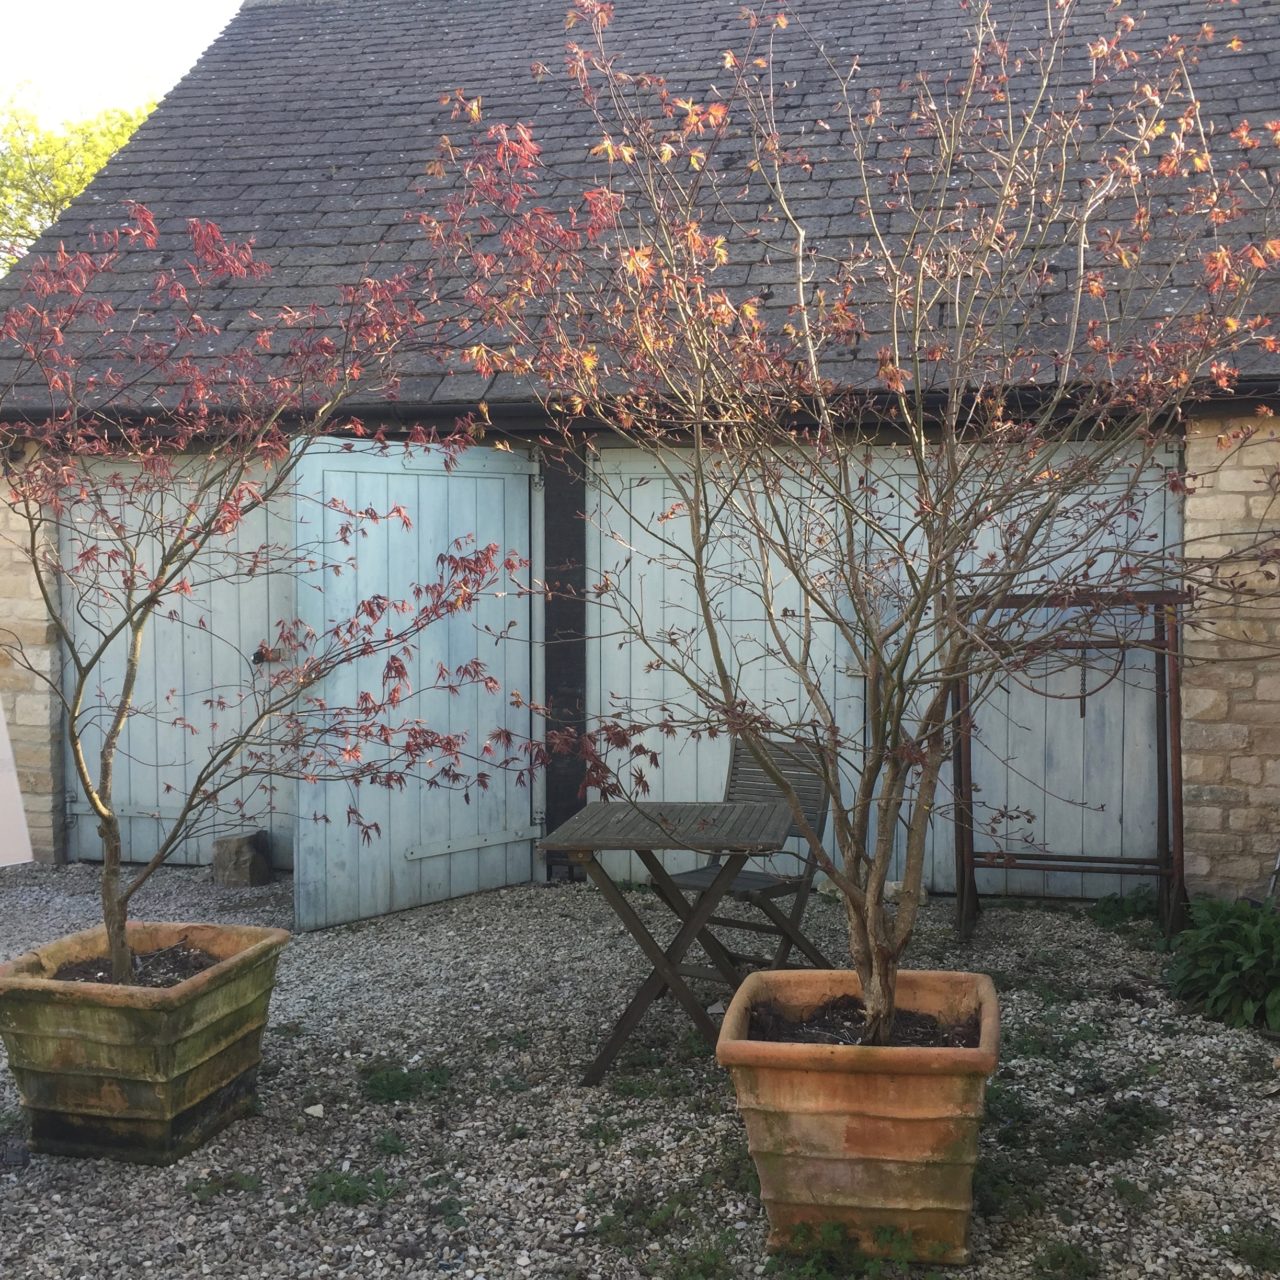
[1,863,1278,1280]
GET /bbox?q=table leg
[580,853,746,1085]
[750,892,835,969]
[638,850,745,988]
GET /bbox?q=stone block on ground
[212,830,272,888]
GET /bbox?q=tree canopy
[0,102,150,271]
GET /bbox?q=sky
[2,1,243,126]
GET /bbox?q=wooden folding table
[539,799,794,1084]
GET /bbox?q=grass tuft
[185,1171,262,1203]
[360,1061,450,1104]
[1032,1241,1100,1279]
[1223,1223,1280,1272]
[306,1167,399,1210]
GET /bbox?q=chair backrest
[723,739,829,840]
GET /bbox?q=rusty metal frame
[952,589,1189,939]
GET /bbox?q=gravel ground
[1,863,1278,1280]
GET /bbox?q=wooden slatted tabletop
[539,801,793,855]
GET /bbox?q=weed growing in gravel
[984,898,1076,915]
[763,1223,945,1279]
[185,1171,261,1202]
[1241,1043,1278,1083]
[985,950,1078,1006]
[1031,1241,1100,1278]
[987,971,1077,1006]
[0,1109,21,1136]
[972,1150,1050,1220]
[655,1230,738,1280]
[1223,1222,1280,1272]
[676,1027,715,1060]
[1088,887,1158,930]
[1049,1097,1171,1166]
[596,1192,675,1249]
[423,1189,466,1229]
[582,1116,622,1146]
[373,1129,406,1156]
[1003,1016,1103,1061]
[597,1172,752,1255]
[975,1083,1170,1218]
[270,1020,305,1040]
[702,1137,760,1198]
[607,1066,701,1101]
[306,1168,399,1210]
[1110,1176,1154,1210]
[1086,889,1168,952]
[984,1079,1035,1134]
[583,1105,652,1147]
[421,1169,467,1226]
[360,1061,450,1103]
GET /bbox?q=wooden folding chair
[653,739,836,983]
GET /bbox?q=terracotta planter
[717,968,999,1265]
[0,921,288,1165]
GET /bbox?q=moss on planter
[0,921,288,1164]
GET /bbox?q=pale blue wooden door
[62,476,296,867]
[583,445,1178,899]
[584,451,862,884]
[292,443,541,930]
[964,454,1180,900]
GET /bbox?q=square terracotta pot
[0,921,289,1164]
[717,968,999,1265]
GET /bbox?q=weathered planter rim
[717,968,1000,1076]
[0,921,291,1012]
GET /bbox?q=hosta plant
[1168,899,1280,1032]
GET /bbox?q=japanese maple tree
[429,0,1279,1041]
[0,210,521,981]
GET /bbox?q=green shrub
[1167,898,1280,1032]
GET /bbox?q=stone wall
[0,503,63,862]
[1181,415,1280,899]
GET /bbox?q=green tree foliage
[0,102,150,270]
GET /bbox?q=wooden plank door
[584,443,1178,900]
[966,450,1179,898]
[584,450,860,884]
[292,442,542,930]
[62,471,295,867]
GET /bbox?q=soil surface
[52,941,219,988]
[749,993,982,1048]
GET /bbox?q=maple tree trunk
[99,818,133,984]
[846,894,898,1046]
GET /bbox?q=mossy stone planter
[0,921,288,1164]
[717,969,999,1265]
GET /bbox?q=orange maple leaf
[622,244,656,285]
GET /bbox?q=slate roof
[2,0,1278,416]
